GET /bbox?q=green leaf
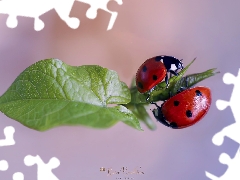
[170,68,220,95]
[0,59,142,131]
[135,105,156,130]
[130,86,149,104]
[124,103,156,130]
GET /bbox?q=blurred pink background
[0,0,239,179]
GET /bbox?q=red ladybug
[136,56,183,93]
[152,86,211,129]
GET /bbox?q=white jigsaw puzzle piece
[214,70,240,145]
[73,0,123,30]
[216,70,240,118]
[0,0,122,31]
[24,155,60,180]
[206,70,240,179]
[205,147,240,180]
[0,126,15,146]
[0,0,80,31]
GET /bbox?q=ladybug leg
[176,76,190,94]
[146,94,150,102]
[177,87,185,93]
[150,102,161,108]
[175,69,179,74]
[146,88,155,102]
[177,85,189,94]
[177,76,189,93]
[169,70,174,79]
[170,70,178,76]
[165,71,170,88]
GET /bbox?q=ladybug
[152,86,211,129]
[136,55,183,93]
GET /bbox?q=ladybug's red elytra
[136,55,183,93]
[152,86,212,129]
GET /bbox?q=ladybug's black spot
[195,90,202,96]
[173,100,179,106]
[152,75,158,80]
[186,110,192,118]
[142,65,147,72]
[137,82,144,89]
[170,122,178,129]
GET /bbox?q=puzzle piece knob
[219,153,231,165]
[216,100,229,111]
[223,73,236,85]
[212,131,224,146]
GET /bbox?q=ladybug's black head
[177,59,184,70]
